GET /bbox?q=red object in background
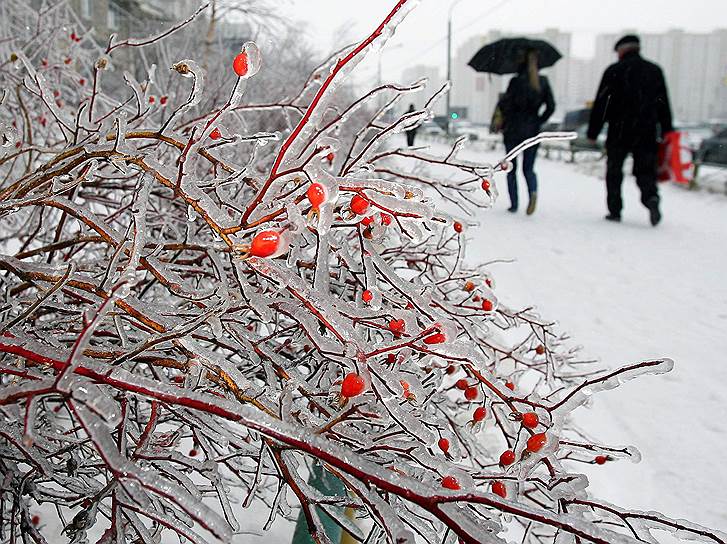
[658,131,692,184]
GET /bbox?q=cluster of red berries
[341,372,366,398]
[423,332,446,345]
[233,52,249,77]
[350,194,370,215]
[250,230,282,258]
[388,319,405,336]
[307,183,327,211]
[69,31,82,42]
[441,475,460,490]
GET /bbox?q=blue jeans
[504,141,539,209]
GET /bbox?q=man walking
[588,35,673,226]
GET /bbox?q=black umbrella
[468,37,562,75]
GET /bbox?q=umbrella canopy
[468,37,562,75]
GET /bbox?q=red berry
[473,406,486,422]
[482,179,491,191]
[441,475,460,490]
[148,95,155,103]
[250,230,281,258]
[388,319,405,335]
[446,364,457,375]
[53,89,60,98]
[79,78,85,86]
[453,221,463,233]
[485,278,493,287]
[326,152,335,163]
[341,372,365,398]
[380,212,392,225]
[31,514,40,525]
[595,455,609,465]
[500,449,516,466]
[482,299,493,311]
[387,353,396,364]
[505,381,515,391]
[160,95,168,105]
[361,215,374,226]
[463,281,475,292]
[455,378,468,390]
[473,295,481,302]
[41,59,48,67]
[233,51,249,76]
[64,57,72,64]
[464,386,479,401]
[438,438,450,454]
[189,448,198,457]
[424,332,446,345]
[362,289,373,303]
[350,194,370,215]
[492,481,507,498]
[210,128,222,140]
[526,432,547,453]
[521,412,539,429]
[70,32,77,41]
[307,182,327,209]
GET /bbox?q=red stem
[240,0,411,225]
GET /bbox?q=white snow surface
[439,138,727,534]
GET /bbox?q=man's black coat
[587,51,673,148]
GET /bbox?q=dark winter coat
[500,72,555,143]
[587,51,673,148]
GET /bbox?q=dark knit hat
[614,34,640,51]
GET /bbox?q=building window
[80,0,92,19]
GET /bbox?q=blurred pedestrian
[500,49,555,215]
[587,34,673,226]
[405,104,418,146]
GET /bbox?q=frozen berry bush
[0,1,725,544]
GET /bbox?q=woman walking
[500,49,555,214]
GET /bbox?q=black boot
[507,205,518,213]
[604,213,621,222]
[647,198,661,226]
[526,192,537,215]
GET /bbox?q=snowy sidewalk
[444,139,727,532]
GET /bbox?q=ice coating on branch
[236,42,262,80]
[552,358,675,416]
[275,0,419,170]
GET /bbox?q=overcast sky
[277,0,727,82]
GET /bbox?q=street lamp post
[446,0,465,135]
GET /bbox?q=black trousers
[605,144,659,216]
[406,130,416,146]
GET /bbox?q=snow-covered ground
[441,138,727,533]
